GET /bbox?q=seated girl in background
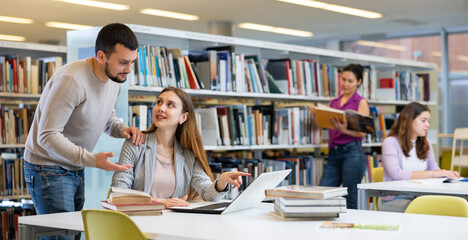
[112,87,250,207]
[380,102,459,212]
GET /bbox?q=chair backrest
[451,128,468,172]
[372,167,384,183]
[404,195,468,217]
[82,209,147,240]
[371,167,384,211]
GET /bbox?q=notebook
[168,169,291,215]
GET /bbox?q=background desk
[19,203,468,240]
[358,180,468,210]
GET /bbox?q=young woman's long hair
[143,87,213,199]
[388,102,430,159]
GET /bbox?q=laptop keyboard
[194,202,230,210]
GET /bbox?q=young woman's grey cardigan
[111,131,226,201]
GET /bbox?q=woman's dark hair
[95,23,139,56]
[342,64,364,86]
[388,102,431,159]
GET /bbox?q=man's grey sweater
[25,59,128,170]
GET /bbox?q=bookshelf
[0,41,67,204]
[66,24,438,206]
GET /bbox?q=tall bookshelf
[66,24,438,208]
[0,41,67,200]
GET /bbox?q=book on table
[273,206,339,219]
[265,185,347,199]
[107,187,152,204]
[276,196,346,206]
[101,200,165,212]
[314,104,375,134]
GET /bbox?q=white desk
[358,180,468,210]
[19,203,468,240]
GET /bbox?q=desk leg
[19,224,35,240]
[358,189,368,210]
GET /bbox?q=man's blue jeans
[24,161,85,240]
[319,140,366,209]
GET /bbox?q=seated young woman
[380,102,459,212]
[112,87,250,207]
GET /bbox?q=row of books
[127,44,431,102]
[129,104,321,147]
[0,201,35,240]
[0,105,34,145]
[209,156,325,200]
[195,105,320,147]
[0,153,28,197]
[0,55,63,94]
[376,71,430,102]
[266,185,348,219]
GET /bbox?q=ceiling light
[140,9,199,21]
[0,16,33,24]
[238,23,313,37]
[356,41,406,51]
[278,0,382,19]
[45,22,93,30]
[54,0,129,10]
[0,34,26,42]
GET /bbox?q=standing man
[24,23,143,239]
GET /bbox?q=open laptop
[169,169,291,215]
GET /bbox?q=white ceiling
[2,0,468,46]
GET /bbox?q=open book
[315,104,375,134]
[108,187,152,204]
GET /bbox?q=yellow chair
[404,195,468,217]
[82,209,149,240]
[450,128,468,174]
[371,167,384,210]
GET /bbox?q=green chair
[371,167,384,210]
[404,195,468,217]
[82,209,152,240]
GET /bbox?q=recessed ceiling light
[45,22,93,30]
[0,34,26,42]
[356,41,406,51]
[0,16,33,24]
[54,0,129,11]
[238,23,313,37]
[140,9,199,21]
[278,0,382,19]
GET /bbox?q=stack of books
[101,187,165,216]
[265,185,348,219]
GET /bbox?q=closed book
[101,200,165,211]
[123,210,163,216]
[265,185,348,199]
[273,206,339,219]
[315,105,375,134]
[277,196,346,206]
[275,201,347,213]
[108,187,152,204]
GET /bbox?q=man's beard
[105,63,127,83]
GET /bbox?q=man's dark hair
[95,23,139,56]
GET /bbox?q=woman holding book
[315,63,369,209]
[380,102,460,212]
[112,87,250,207]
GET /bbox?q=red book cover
[183,56,199,89]
[379,78,395,88]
